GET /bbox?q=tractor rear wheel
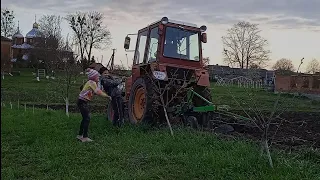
[128,77,157,124]
[193,86,213,128]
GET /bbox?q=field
[1,68,320,179]
[2,68,320,111]
[1,108,320,179]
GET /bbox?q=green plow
[184,88,251,122]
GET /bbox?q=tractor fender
[195,69,210,87]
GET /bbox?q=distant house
[1,36,13,73]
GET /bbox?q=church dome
[12,31,24,38]
[26,25,43,38]
[26,16,43,38]
[33,22,39,29]
[12,21,24,38]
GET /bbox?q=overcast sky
[2,0,320,71]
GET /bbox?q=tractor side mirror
[124,36,131,50]
[201,33,207,43]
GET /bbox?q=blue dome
[26,28,43,38]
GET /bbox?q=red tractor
[107,17,213,128]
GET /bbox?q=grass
[1,107,320,179]
[2,68,319,112]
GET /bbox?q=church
[10,18,73,70]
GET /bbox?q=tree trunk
[264,139,273,168]
[65,97,69,117]
[160,97,174,136]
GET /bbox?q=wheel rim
[132,86,146,122]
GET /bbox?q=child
[99,67,125,127]
[77,68,111,142]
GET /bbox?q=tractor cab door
[132,25,160,80]
[133,30,148,66]
[146,26,159,63]
[132,30,148,82]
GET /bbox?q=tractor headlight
[161,17,169,24]
[200,25,207,32]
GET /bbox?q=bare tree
[38,15,63,48]
[31,15,64,76]
[66,11,112,69]
[222,21,270,69]
[66,12,87,69]
[272,58,295,73]
[1,8,15,38]
[306,59,320,74]
[56,53,81,117]
[137,65,203,136]
[84,11,111,62]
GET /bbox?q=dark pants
[111,96,124,127]
[77,99,90,138]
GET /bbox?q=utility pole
[106,49,116,71]
[297,57,304,73]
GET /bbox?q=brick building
[1,36,13,73]
[275,73,320,95]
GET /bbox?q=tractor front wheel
[128,77,157,124]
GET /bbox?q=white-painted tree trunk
[65,97,69,117]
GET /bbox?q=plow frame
[174,88,251,123]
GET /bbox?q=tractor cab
[123,17,210,100]
[124,17,207,68]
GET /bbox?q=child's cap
[86,68,100,80]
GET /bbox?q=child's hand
[107,95,112,101]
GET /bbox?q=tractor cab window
[134,31,148,64]
[147,27,159,62]
[163,27,200,61]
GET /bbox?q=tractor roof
[148,18,198,28]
